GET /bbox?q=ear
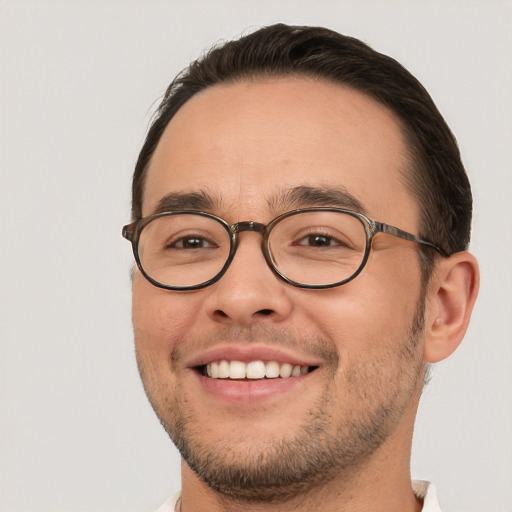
[423,252,480,363]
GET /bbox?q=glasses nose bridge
[232,220,267,236]
[229,220,270,265]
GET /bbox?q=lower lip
[193,371,312,404]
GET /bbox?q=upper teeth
[206,360,309,379]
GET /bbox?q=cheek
[302,259,422,358]
[132,275,201,360]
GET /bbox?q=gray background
[1,1,511,511]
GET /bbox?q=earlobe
[423,252,480,363]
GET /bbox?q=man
[123,24,479,512]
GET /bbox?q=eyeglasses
[122,208,449,290]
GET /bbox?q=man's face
[132,78,427,499]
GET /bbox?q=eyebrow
[151,185,367,217]
[268,186,367,215]
[152,190,218,214]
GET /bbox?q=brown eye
[169,236,217,249]
[297,234,340,247]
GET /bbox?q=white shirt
[154,480,443,511]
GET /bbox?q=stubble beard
[139,297,426,503]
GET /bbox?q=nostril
[211,307,275,325]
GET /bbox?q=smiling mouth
[197,360,319,380]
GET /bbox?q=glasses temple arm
[122,222,137,242]
[377,222,450,257]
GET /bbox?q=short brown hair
[131,23,472,275]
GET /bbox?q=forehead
[143,77,418,228]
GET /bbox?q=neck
[178,373,425,512]
[179,425,422,512]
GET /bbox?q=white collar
[156,481,443,512]
[413,480,443,512]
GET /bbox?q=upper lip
[185,344,325,369]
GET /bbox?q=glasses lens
[137,213,231,288]
[267,211,367,286]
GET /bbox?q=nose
[203,232,293,327]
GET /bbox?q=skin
[132,77,479,512]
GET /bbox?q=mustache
[170,324,339,366]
